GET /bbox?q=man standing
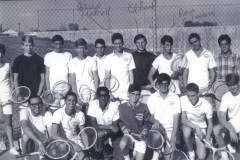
[183,33,216,94]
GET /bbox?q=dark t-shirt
[13,53,45,95]
[131,50,156,86]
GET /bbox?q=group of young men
[0,32,239,160]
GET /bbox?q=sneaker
[9,147,20,155]
[227,144,236,153]
[188,155,195,160]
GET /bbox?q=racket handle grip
[15,152,39,158]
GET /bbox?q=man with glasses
[87,86,123,159]
[119,84,151,160]
[147,73,181,160]
[213,73,240,159]
[20,95,52,160]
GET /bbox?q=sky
[1,0,240,32]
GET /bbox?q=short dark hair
[188,33,200,42]
[134,34,147,44]
[156,73,171,85]
[21,36,34,45]
[186,83,199,93]
[75,38,87,47]
[28,95,42,104]
[96,86,110,96]
[64,91,77,100]
[0,43,6,54]
[218,34,231,45]
[111,33,123,43]
[128,84,141,93]
[225,73,239,86]
[52,35,64,44]
[95,38,106,47]
[161,35,173,45]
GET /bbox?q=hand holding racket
[171,54,188,75]
[71,127,98,160]
[202,139,235,160]
[52,80,71,99]
[16,140,71,159]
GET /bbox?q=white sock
[221,151,228,158]
[188,150,195,157]
[123,155,130,160]
[152,151,160,160]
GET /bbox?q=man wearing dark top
[131,34,156,103]
[13,36,45,96]
[119,84,151,160]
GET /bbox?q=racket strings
[171,54,188,72]
[11,87,30,103]
[145,131,164,149]
[78,127,97,150]
[46,141,70,159]
[41,90,58,105]
[52,81,71,99]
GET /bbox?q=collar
[220,49,232,57]
[192,98,202,108]
[127,101,140,109]
[97,100,110,113]
[112,50,127,57]
[94,53,106,60]
[156,91,172,99]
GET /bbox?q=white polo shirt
[87,99,119,125]
[93,54,107,83]
[147,92,181,130]
[185,49,216,89]
[180,95,213,129]
[69,56,97,91]
[152,53,177,76]
[104,51,136,93]
[20,108,52,135]
[52,107,85,139]
[220,92,240,122]
[44,51,72,89]
[0,63,11,93]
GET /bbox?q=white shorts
[125,134,147,154]
[229,119,240,133]
[0,92,12,114]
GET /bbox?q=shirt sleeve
[147,94,156,115]
[91,59,98,72]
[12,57,19,73]
[180,97,187,112]
[112,104,120,121]
[52,109,62,125]
[77,111,85,127]
[208,52,217,69]
[19,109,29,121]
[44,53,50,67]
[128,54,136,71]
[152,56,160,69]
[87,100,97,117]
[38,56,45,74]
[219,94,228,112]
[104,55,111,71]
[44,111,53,127]
[173,95,181,114]
[142,106,151,131]
[205,102,213,119]
[68,59,75,73]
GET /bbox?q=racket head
[213,149,235,160]
[144,130,164,149]
[41,90,59,106]
[101,74,119,92]
[52,81,70,99]
[171,54,188,72]
[79,86,95,103]
[46,140,70,159]
[213,82,229,101]
[170,149,189,160]
[11,86,31,103]
[78,127,97,150]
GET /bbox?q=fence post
[152,0,157,55]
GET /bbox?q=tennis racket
[40,90,60,106]
[131,130,164,150]
[100,74,119,92]
[52,80,71,99]
[203,139,235,160]
[153,79,176,93]
[78,85,95,104]
[10,86,31,108]
[71,127,98,160]
[171,54,188,74]
[15,140,71,159]
[201,82,229,102]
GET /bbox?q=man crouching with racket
[20,95,53,160]
[181,83,213,160]
[119,84,151,160]
[147,73,181,160]
[52,92,89,160]
[88,86,123,159]
[213,73,240,159]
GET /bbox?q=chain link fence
[1,0,240,153]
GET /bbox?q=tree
[68,23,79,31]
